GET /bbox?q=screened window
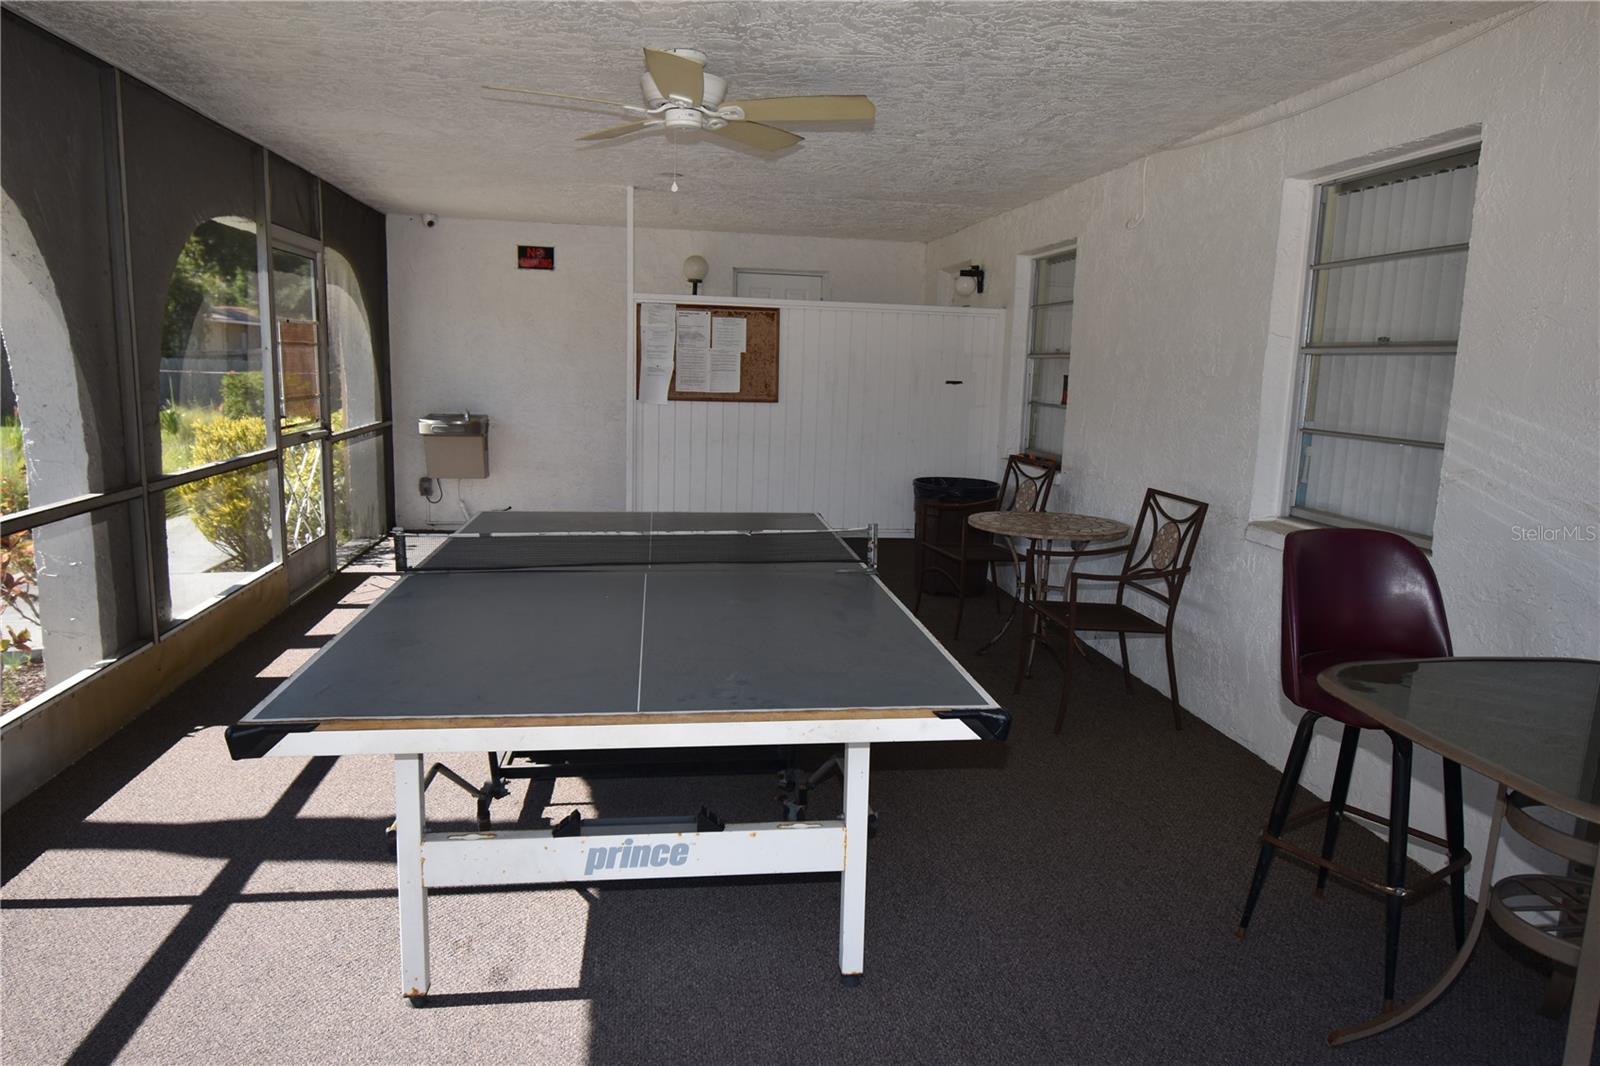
[326,249,382,430]
[160,461,277,626]
[1,16,131,507]
[122,77,269,476]
[1022,250,1075,457]
[1,15,394,717]
[333,431,388,567]
[3,502,148,708]
[268,152,320,239]
[1287,149,1478,539]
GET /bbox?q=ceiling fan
[484,47,875,152]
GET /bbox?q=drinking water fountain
[418,412,490,480]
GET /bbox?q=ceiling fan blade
[482,85,640,112]
[724,95,875,123]
[643,48,704,105]
[713,120,802,151]
[578,121,654,141]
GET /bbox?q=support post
[394,753,429,1000]
[839,742,871,983]
[1563,841,1600,1065]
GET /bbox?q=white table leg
[394,754,430,1001]
[839,742,871,984]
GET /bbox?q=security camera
[422,214,438,228]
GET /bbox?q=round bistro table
[967,510,1130,655]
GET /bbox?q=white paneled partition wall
[631,296,1006,533]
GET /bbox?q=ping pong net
[397,525,877,573]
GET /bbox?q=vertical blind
[1291,149,1478,538]
[1025,251,1075,456]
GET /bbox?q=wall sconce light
[954,264,985,297]
[683,255,709,295]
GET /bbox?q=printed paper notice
[707,348,741,392]
[711,315,746,353]
[673,310,713,391]
[675,345,710,391]
[639,302,676,404]
[675,310,711,350]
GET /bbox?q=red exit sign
[517,245,554,270]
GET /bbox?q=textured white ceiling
[14,1,1512,241]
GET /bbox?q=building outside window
[1022,250,1075,457]
[1287,148,1479,540]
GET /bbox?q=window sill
[1243,516,1323,552]
[1245,515,1433,555]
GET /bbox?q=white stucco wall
[386,218,925,527]
[384,3,1595,885]
[632,227,926,303]
[387,218,627,526]
[923,3,1599,883]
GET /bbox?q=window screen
[121,77,266,477]
[1022,250,1075,456]
[269,152,319,239]
[1288,149,1478,539]
[1,14,132,506]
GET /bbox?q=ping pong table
[226,511,1007,1000]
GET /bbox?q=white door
[735,270,824,301]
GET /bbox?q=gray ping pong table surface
[227,511,1004,756]
[223,511,1008,997]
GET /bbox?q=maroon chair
[1237,528,1470,1011]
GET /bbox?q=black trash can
[912,476,1000,597]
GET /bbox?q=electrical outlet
[418,476,434,497]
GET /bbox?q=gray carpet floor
[0,541,1575,1064]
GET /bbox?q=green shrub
[220,371,264,419]
[0,421,26,514]
[177,416,271,569]
[0,425,38,669]
[159,403,218,475]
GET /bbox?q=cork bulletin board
[635,304,780,403]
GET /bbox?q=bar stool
[1236,528,1471,1010]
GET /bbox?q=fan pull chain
[671,130,680,193]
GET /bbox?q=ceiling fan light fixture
[662,107,704,132]
[497,46,872,154]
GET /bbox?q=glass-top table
[1325,658,1600,820]
[1321,657,1600,1063]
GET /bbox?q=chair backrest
[998,453,1059,514]
[1118,488,1208,608]
[1280,528,1452,706]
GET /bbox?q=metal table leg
[977,535,1027,655]
[1060,540,1094,659]
[1328,784,1507,1045]
[1561,853,1600,1064]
